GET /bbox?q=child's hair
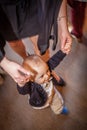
[22,55,46,81]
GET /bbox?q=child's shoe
[61,106,69,114]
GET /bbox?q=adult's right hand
[0,57,31,86]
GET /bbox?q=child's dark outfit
[17,50,68,114]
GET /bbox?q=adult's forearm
[57,0,72,54]
[0,57,10,70]
[58,0,67,18]
[58,0,68,31]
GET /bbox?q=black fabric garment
[47,50,66,70]
[0,0,19,4]
[0,0,39,40]
[37,0,63,54]
[17,82,47,107]
[0,0,62,61]
[0,0,29,5]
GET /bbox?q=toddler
[17,50,68,114]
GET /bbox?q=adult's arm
[0,56,31,85]
[0,36,30,85]
[58,0,72,54]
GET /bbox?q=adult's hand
[59,29,72,54]
[0,57,31,86]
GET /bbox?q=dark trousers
[68,0,86,38]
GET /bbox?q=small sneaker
[61,106,69,114]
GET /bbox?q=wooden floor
[0,6,87,130]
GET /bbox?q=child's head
[22,55,51,84]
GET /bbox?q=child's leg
[50,87,68,114]
[50,87,64,114]
[9,40,27,59]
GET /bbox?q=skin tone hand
[0,57,30,86]
[58,25,72,54]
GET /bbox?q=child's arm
[47,50,66,70]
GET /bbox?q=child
[17,50,68,114]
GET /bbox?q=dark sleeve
[0,35,6,62]
[47,50,66,70]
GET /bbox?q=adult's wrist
[0,57,10,69]
[58,16,68,32]
[57,15,67,21]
